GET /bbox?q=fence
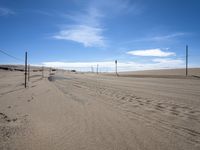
[0,46,200,88]
[0,49,53,88]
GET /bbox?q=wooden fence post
[24,52,27,88]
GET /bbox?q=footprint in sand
[0,112,18,123]
[27,96,34,102]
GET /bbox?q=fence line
[0,49,24,62]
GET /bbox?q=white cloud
[53,25,105,47]
[53,7,106,47]
[53,0,140,47]
[43,61,113,68]
[42,58,184,72]
[0,7,15,16]
[127,49,175,57]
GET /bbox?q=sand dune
[0,68,200,150]
[104,68,200,79]
[120,68,200,76]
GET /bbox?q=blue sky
[0,0,200,71]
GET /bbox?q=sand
[120,68,200,76]
[0,68,200,150]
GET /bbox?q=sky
[0,0,200,72]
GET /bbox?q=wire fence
[0,49,45,88]
[0,48,200,86]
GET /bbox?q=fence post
[115,60,118,76]
[186,45,188,76]
[24,52,27,88]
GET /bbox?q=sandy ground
[0,69,200,150]
[108,68,200,78]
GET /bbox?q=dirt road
[1,71,200,150]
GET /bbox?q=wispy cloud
[31,10,54,16]
[0,7,15,16]
[90,0,142,15]
[127,49,175,57]
[125,32,188,44]
[53,25,105,47]
[53,0,140,47]
[63,7,103,26]
[53,7,105,47]
[150,32,187,41]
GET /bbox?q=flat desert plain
[0,68,200,150]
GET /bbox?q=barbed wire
[0,49,24,62]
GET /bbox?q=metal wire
[0,49,24,62]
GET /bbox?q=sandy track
[53,73,200,149]
[0,71,200,150]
